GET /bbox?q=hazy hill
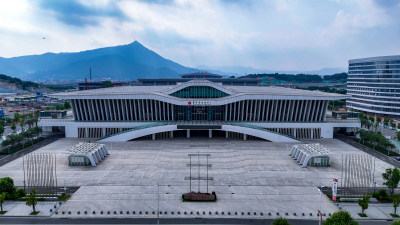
[196,65,346,76]
[0,41,197,81]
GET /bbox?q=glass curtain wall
[170,86,229,98]
[174,105,225,121]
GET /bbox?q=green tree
[374,122,379,132]
[64,101,71,109]
[358,194,370,215]
[272,217,291,225]
[0,125,4,137]
[323,210,359,225]
[392,221,400,225]
[0,177,16,200]
[384,117,391,127]
[10,123,16,133]
[13,112,21,122]
[368,115,374,122]
[376,116,382,124]
[26,189,38,213]
[26,119,33,129]
[0,192,5,212]
[101,81,113,88]
[393,194,400,215]
[32,118,38,127]
[27,112,33,119]
[391,120,397,129]
[383,168,400,195]
[397,132,400,141]
[19,117,25,132]
[5,118,12,125]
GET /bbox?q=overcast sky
[0,0,399,71]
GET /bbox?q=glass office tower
[347,55,400,116]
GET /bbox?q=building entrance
[191,106,208,120]
[174,105,225,121]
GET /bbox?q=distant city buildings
[138,72,262,86]
[78,80,125,90]
[347,55,400,117]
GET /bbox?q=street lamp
[317,185,325,225]
[154,182,160,225]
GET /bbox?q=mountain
[0,41,198,81]
[196,66,347,77]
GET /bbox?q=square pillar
[209,129,212,138]
[170,131,174,138]
[187,129,190,138]
[152,133,156,140]
[243,134,247,141]
[225,131,229,139]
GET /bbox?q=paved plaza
[0,137,394,219]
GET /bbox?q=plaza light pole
[317,185,325,225]
[154,183,160,225]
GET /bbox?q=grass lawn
[0,211,7,215]
[391,213,400,218]
[358,213,367,217]
[30,211,40,215]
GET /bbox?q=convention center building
[39,79,359,142]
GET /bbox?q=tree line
[0,74,38,90]
[240,72,347,83]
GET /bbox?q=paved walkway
[0,201,58,216]
[340,202,400,221]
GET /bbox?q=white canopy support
[67,142,110,166]
[289,143,331,167]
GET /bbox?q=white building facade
[40,80,359,142]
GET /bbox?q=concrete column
[226,131,229,138]
[294,129,297,138]
[150,99,154,121]
[241,101,245,121]
[187,129,190,138]
[309,101,316,121]
[141,100,146,121]
[233,102,236,121]
[170,131,174,138]
[85,128,89,138]
[163,102,166,120]
[102,128,106,137]
[209,129,212,138]
[152,133,155,140]
[277,100,282,121]
[261,100,266,121]
[167,103,170,121]
[243,134,247,141]
[106,99,111,121]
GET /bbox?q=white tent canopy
[289,143,331,167]
[67,142,109,166]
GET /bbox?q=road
[0,217,394,225]
[0,133,64,166]
[376,126,397,140]
[2,124,30,136]
[336,134,400,168]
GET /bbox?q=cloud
[0,0,399,71]
[38,0,126,27]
